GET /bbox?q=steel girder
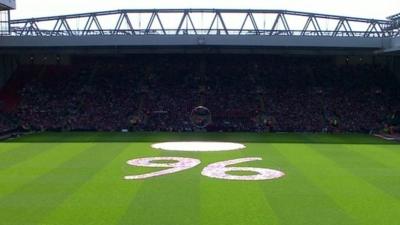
[7,9,399,37]
[387,12,400,32]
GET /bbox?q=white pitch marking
[124,157,201,180]
[201,157,285,181]
[151,142,246,152]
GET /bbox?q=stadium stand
[0,54,398,133]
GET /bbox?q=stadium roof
[0,0,15,10]
[388,12,400,21]
[6,9,397,37]
[0,9,399,55]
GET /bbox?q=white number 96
[124,157,284,181]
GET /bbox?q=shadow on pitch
[2,131,398,145]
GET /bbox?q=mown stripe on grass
[0,143,125,225]
[373,143,400,153]
[0,143,59,171]
[262,144,354,225]
[314,144,400,200]
[348,144,400,169]
[278,143,400,225]
[118,147,201,225]
[0,143,94,199]
[0,143,27,154]
[199,146,279,225]
[40,143,147,225]
[202,180,278,225]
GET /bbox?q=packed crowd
[0,55,399,133]
[0,112,18,134]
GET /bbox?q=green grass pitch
[0,132,399,225]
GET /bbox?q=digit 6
[201,157,285,181]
